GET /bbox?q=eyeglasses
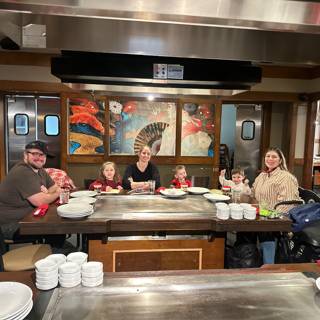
[27,151,46,158]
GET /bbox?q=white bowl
[59,279,81,288]
[46,254,67,266]
[67,252,88,263]
[36,280,58,290]
[82,271,104,279]
[36,269,58,278]
[36,272,58,282]
[59,273,81,282]
[81,262,103,274]
[82,277,103,287]
[35,258,58,272]
[59,262,80,274]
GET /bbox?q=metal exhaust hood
[52,51,262,93]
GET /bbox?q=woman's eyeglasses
[27,151,46,158]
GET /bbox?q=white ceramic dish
[6,300,33,320]
[82,277,103,287]
[203,193,230,202]
[69,197,97,204]
[45,254,67,266]
[59,279,81,288]
[70,190,97,198]
[35,280,58,291]
[59,262,81,274]
[101,189,120,194]
[67,252,88,262]
[81,261,103,273]
[160,189,186,198]
[35,258,58,272]
[0,282,33,320]
[187,187,210,194]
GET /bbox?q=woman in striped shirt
[251,147,300,264]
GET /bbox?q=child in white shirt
[219,168,251,195]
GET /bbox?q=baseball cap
[25,140,55,157]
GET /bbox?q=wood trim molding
[0,52,54,67]
[302,101,317,188]
[260,102,272,161]
[225,91,300,102]
[0,96,5,180]
[287,103,298,172]
[294,158,304,166]
[0,80,73,93]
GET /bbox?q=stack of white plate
[81,261,104,287]
[69,196,97,204]
[35,258,58,290]
[59,262,81,288]
[57,203,94,219]
[67,252,88,265]
[0,282,33,320]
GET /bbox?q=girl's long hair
[99,161,121,183]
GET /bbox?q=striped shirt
[252,167,300,213]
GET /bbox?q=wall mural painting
[68,98,105,154]
[181,103,215,157]
[109,100,176,155]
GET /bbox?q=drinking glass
[59,188,70,204]
[148,180,156,194]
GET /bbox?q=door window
[14,114,29,135]
[44,115,60,136]
[241,120,255,140]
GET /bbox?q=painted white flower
[109,101,123,114]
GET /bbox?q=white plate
[160,189,186,198]
[58,203,93,213]
[70,190,97,198]
[187,187,210,194]
[0,282,33,319]
[101,189,120,194]
[203,193,230,202]
[6,300,33,320]
[69,197,97,204]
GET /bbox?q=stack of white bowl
[45,253,67,267]
[81,261,104,287]
[215,202,230,220]
[67,252,88,265]
[35,258,59,290]
[229,204,243,220]
[58,262,81,288]
[243,206,257,220]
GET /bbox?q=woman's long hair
[99,161,121,183]
[264,147,288,171]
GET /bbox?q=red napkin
[156,187,166,194]
[33,204,49,217]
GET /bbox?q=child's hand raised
[220,169,226,177]
[244,179,249,185]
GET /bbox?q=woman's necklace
[137,161,147,172]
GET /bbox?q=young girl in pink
[89,161,123,191]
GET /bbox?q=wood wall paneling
[88,238,225,272]
[302,101,317,188]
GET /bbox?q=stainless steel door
[234,104,262,183]
[5,95,61,172]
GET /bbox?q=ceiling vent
[52,51,262,90]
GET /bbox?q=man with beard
[0,141,63,246]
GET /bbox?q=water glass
[148,180,156,194]
[59,188,70,204]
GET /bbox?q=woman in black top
[122,145,161,190]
